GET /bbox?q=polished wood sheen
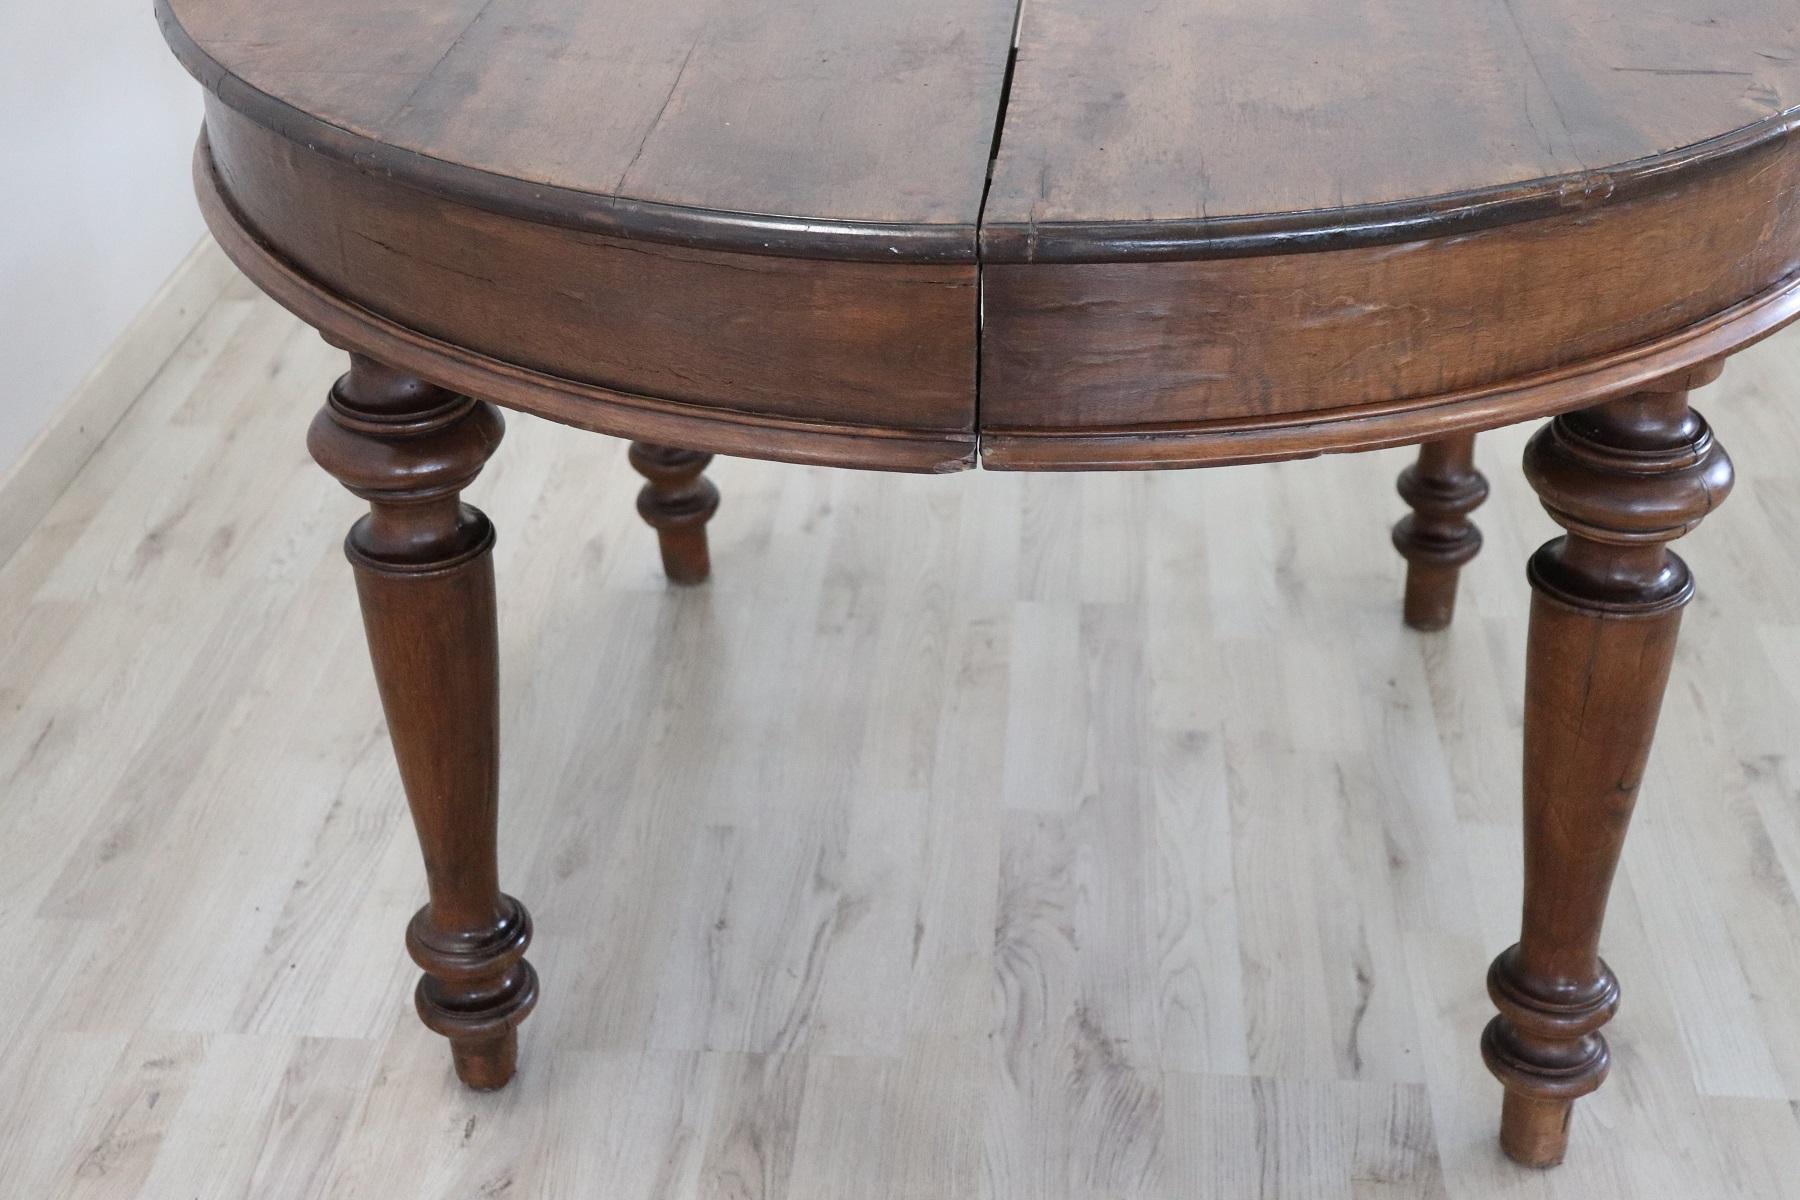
[978,0,1800,467]
[155,0,1800,1177]
[1485,367,1733,1166]
[306,356,538,1088]
[985,1,1800,243]
[157,0,1022,470]
[166,0,1800,468]
[158,0,1018,245]
[1393,435,1488,631]
[978,144,1800,464]
[628,442,720,586]
[198,105,981,470]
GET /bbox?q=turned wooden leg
[1483,368,1732,1167]
[629,441,719,585]
[1393,433,1488,630]
[308,355,537,1090]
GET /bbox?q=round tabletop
[161,0,1800,471]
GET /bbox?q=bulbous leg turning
[629,441,720,585]
[1393,433,1488,630]
[1487,367,1732,1166]
[309,354,537,1089]
[407,897,537,1089]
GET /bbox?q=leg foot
[309,355,537,1089]
[629,441,719,585]
[450,1031,520,1092]
[1393,433,1487,630]
[1498,1092,1574,1168]
[1487,369,1732,1166]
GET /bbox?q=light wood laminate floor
[4,278,1800,1199]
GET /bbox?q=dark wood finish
[200,105,980,466]
[984,0,1800,259]
[192,137,973,474]
[975,275,1800,470]
[1393,435,1487,631]
[158,0,1019,259]
[980,137,1800,467]
[629,442,720,586]
[173,0,1800,470]
[1483,365,1733,1166]
[307,355,538,1089]
[979,0,1800,469]
[162,0,1800,1170]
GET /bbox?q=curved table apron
[161,0,1800,1175]
[191,102,1800,471]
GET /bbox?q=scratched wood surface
[985,0,1800,231]
[159,0,1019,234]
[4,282,1800,1196]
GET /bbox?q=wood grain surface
[5,283,1800,1196]
[979,137,1800,457]
[983,0,1800,256]
[203,105,981,459]
[158,0,1019,257]
[165,0,1800,467]
[977,0,1800,465]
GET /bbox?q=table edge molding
[157,0,982,265]
[980,111,1800,265]
[160,0,1799,268]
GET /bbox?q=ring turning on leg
[629,441,720,585]
[1393,433,1488,630]
[1485,367,1732,1166]
[309,354,537,1089]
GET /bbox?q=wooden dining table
[157,0,1800,1172]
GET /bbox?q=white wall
[0,0,207,473]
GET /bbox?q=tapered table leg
[308,354,537,1089]
[1393,433,1488,630]
[629,441,720,585]
[1483,367,1732,1166]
